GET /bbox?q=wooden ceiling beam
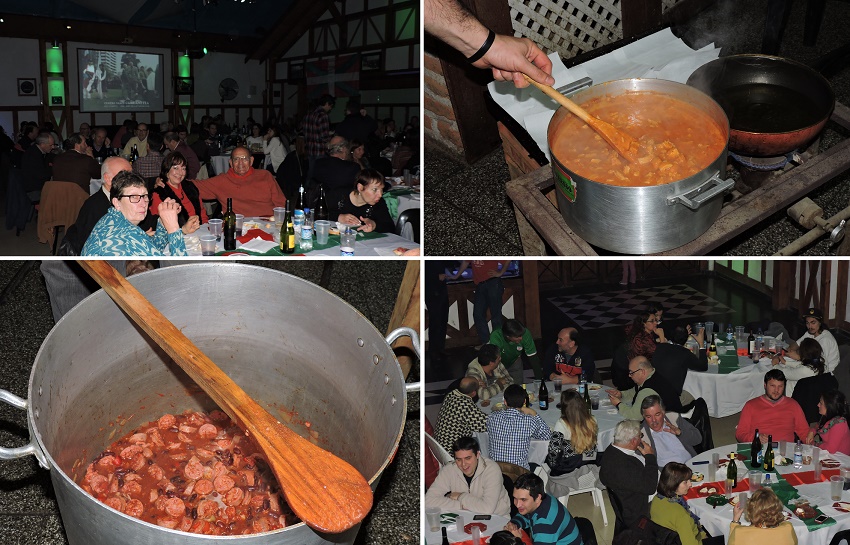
[245,0,336,63]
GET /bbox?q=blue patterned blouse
[82,207,187,256]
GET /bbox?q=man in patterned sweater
[434,377,487,453]
[466,343,514,402]
[505,473,583,545]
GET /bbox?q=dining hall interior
[0,0,420,256]
[425,259,850,544]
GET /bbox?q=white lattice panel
[508,0,623,59]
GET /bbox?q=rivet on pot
[391,396,397,405]
[357,338,365,347]
[373,355,380,365]
[38,387,42,396]
[34,408,39,418]
[384,374,389,385]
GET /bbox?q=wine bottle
[223,198,236,251]
[748,330,756,356]
[295,182,305,212]
[441,527,450,545]
[763,434,775,471]
[281,203,295,254]
[315,185,329,221]
[750,428,761,469]
[583,375,591,412]
[727,453,737,490]
[708,334,717,358]
[538,379,549,411]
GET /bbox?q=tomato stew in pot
[551,92,727,186]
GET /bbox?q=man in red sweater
[735,369,809,444]
[196,146,287,217]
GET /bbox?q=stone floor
[424,0,850,256]
[0,259,419,545]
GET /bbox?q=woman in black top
[334,168,395,233]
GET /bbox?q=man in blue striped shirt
[505,473,583,545]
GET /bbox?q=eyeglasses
[232,156,251,162]
[628,368,643,377]
[646,318,658,323]
[118,194,151,203]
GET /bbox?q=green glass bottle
[223,198,236,251]
[726,453,737,490]
[763,434,775,471]
[281,203,295,254]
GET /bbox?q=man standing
[599,420,659,529]
[505,473,583,545]
[607,356,683,419]
[543,327,596,384]
[196,146,287,217]
[486,384,551,470]
[21,131,54,197]
[425,260,450,364]
[640,395,701,468]
[466,344,514,402]
[425,436,510,516]
[490,319,542,386]
[434,377,488,453]
[163,131,201,180]
[51,133,101,192]
[122,122,149,158]
[333,98,378,145]
[735,369,809,444]
[450,260,511,346]
[304,94,336,172]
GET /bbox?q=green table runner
[218,231,388,256]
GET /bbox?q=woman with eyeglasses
[82,170,186,256]
[625,309,667,362]
[151,151,207,234]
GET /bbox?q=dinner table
[383,177,420,241]
[183,218,419,256]
[686,443,850,545]
[425,508,511,545]
[682,335,786,418]
[474,381,623,466]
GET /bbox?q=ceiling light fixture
[51,40,59,49]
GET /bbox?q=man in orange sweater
[196,146,287,217]
[735,369,809,444]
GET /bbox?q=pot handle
[666,172,734,210]
[0,390,50,469]
[386,327,421,393]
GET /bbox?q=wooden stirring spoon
[523,74,640,163]
[79,260,373,534]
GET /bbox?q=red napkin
[237,228,273,244]
[684,479,750,500]
[737,348,749,356]
[782,469,840,486]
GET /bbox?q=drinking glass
[749,471,763,491]
[273,206,286,225]
[199,235,216,256]
[314,220,331,244]
[207,219,223,241]
[591,394,600,410]
[553,378,562,393]
[234,214,244,234]
[705,321,715,336]
[425,507,440,532]
[832,475,844,501]
[340,230,356,256]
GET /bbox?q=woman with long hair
[771,337,824,396]
[806,389,850,454]
[625,309,666,361]
[151,151,207,234]
[262,125,287,175]
[729,487,797,544]
[651,462,723,545]
[544,390,600,498]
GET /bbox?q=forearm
[424,0,490,58]
[424,487,461,511]
[527,354,543,381]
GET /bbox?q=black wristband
[467,29,496,64]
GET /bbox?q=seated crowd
[6,99,418,256]
[427,304,847,545]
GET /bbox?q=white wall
[0,37,42,132]
[191,52,265,107]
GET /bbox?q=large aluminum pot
[548,79,733,254]
[0,263,419,545]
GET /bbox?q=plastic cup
[404,168,412,185]
[553,378,562,393]
[708,463,716,482]
[832,475,844,500]
[315,220,331,244]
[207,219,223,241]
[235,214,244,234]
[340,230,356,256]
[199,235,217,256]
[695,322,705,335]
[273,206,286,224]
[738,492,748,511]
[842,468,850,490]
[813,448,821,479]
[425,507,440,532]
[717,344,727,356]
[591,394,599,410]
[779,441,788,457]
[705,321,715,336]
[471,526,481,545]
[749,471,763,491]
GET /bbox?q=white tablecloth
[475,382,622,465]
[211,155,231,176]
[683,361,768,418]
[688,444,850,545]
[425,509,510,544]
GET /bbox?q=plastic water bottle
[300,223,313,251]
[794,440,803,469]
[726,324,734,341]
[764,473,771,487]
[756,328,764,352]
[293,210,304,244]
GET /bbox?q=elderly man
[466,343,514,401]
[21,131,54,197]
[543,327,596,384]
[640,395,701,468]
[312,135,361,193]
[599,420,659,529]
[607,356,683,419]
[196,146,287,217]
[505,472,583,545]
[122,122,150,158]
[487,384,551,470]
[425,436,510,516]
[164,131,200,180]
[51,132,101,192]
[735,369,809,444]
[90,127,111,162]
[434,377,488,453]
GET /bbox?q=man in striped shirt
[505,473,583,545]
[486,384,551,470]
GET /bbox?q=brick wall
[423,52,463,155]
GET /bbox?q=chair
[36,181,89,254]
[607,487,627,536]
[4,168,33,235]
[792,373,839,424]
[634,516,683,545]
[395,208,419,243]
[557,483,608,527]
[683,397,714,454]
[611,343,634,391]
[424,431,453,466]
[829,529,850,545]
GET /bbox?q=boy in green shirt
[490,319,542,385]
